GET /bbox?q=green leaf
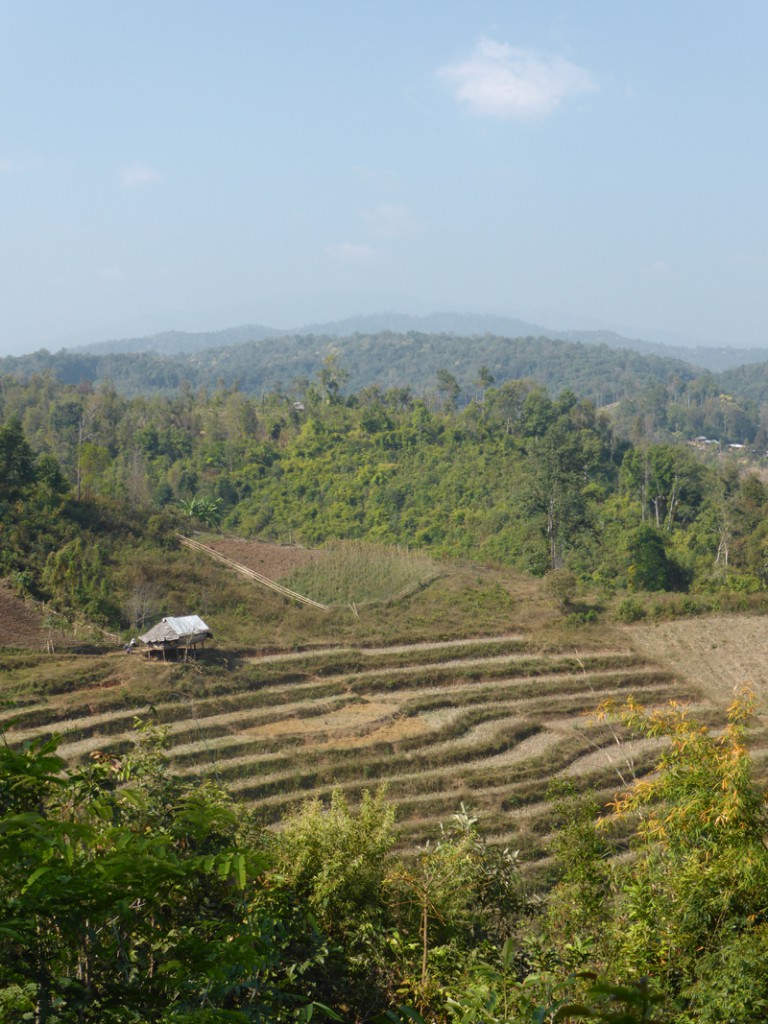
[20,866,51,893]
[233,853,246,889]
[309,1002,344,1022]
[553,1004,596,1021]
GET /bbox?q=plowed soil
[205,538,321,580]
[0,582,69,650]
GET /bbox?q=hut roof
[139,615,212,646]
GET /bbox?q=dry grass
[10,553,754,877]
[204,536,321,579]
[0,583,76,651]
[623,614,768,712]
[281,539,438,605]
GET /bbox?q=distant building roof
[139,615,212,646]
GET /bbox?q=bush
[615,597,646,623]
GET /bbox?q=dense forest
[2,362,768,628]
[3,331,768,443]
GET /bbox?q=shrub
[615,597,646,623]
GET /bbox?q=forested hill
[185,331,705,407]
[0,331,706,405]
[718,357,768,403]
[75,322,281,356]
[64,310,768,371]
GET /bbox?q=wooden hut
[138,615,212,659]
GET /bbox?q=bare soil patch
[0,582,70,650]
[204,538,321,581]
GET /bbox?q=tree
[620,445,704,532]
[0,418,36,503]
[275,788,396,1018]
[626,525,675,591]
[318,352,350,404]
[276,788,395,941]
[522,414,606,571]
[178,494,224,529]
[0,731,332,1023]
[595,690,768,1017]
[436,369,461,413]
[476,365,495,405]
[386,808,523,1013]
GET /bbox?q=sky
[1,1,767,354]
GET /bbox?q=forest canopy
[2,364,768,630]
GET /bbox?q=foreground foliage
[3,691,768,1023]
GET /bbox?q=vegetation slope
[4,362,768,1021]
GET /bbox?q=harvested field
[9,547,762,876]
[204,537,321,580]
[625,614,768,711]
[0,627,695,868]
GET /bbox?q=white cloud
[120,162,162,187]
[362,203,417,240]
[325,242,377,264]
[437,38,596,120]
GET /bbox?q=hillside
[5,536,768,1022]
[0,330,705,405]
[0,582,75,651]
[68,310,768,372]
[1,537,744,872]
[719,357,768,402]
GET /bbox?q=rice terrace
[2,534,764,878]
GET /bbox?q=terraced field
[11,540,767,875]
[0,630,696,872]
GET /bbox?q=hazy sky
[1,1,767,354]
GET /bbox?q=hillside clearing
[626,614,768,710]
[6,539,764,875]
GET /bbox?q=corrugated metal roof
[139,615,212,645]
[164,615,210,636]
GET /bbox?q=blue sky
[1,1,766,353]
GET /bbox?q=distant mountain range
[6,311,768,408]
[73,311,768,374]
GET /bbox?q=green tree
[386,808,523,1014]
[436,369,461,413]
[276,788,395,940]
[626,525,675,591]
[276,788,396,1018]
[596,691,768,1016]
[0,731,332,1023]
[0,417,36,503]
[318,352,350,404]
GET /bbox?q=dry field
[205,537,321,579]
[0,628,690,873]
[0,582,73,651]
[626,614,768,711]
[6,539,767,878]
